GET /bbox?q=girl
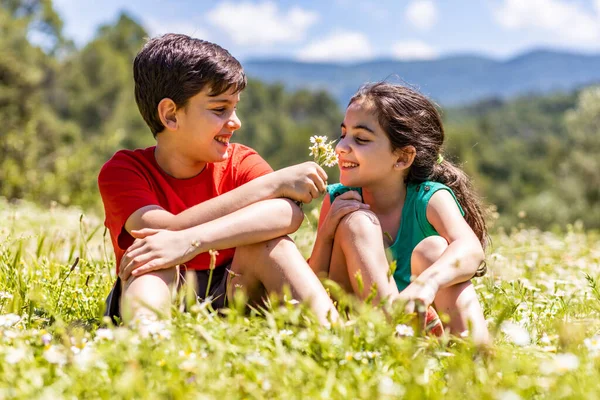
[309,82,489,343]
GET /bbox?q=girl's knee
[411,236,448,275]
[335,209,380,241]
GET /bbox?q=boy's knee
[121,267,179,322]
[411,236,448,275]
[237,235,298,259]
[336,209,380,240]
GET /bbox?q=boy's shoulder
[100,146,155,171]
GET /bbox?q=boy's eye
[212,108,226,113]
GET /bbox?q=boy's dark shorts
[104,264,230,324]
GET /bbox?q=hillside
[244,49,600,106]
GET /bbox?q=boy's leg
[120,267,180,324]
[227,236,338,325]
[328,210,398,303]
[411,236,489,344]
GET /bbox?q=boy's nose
[228,111,242,131]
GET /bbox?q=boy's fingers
[120,252,155,281]
[313,175,327,194]
[132,260,162,277]
[315,164,328,182]
[131,228,159,238]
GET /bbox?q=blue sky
[53,0,600,62]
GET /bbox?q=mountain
[243,49,600,106]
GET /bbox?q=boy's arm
[119,197,304,280]
[124,162,328,232]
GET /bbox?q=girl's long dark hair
[350,83,488,274]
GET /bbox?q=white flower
[539,333,551,345]
[308,135,338,168]
[73,346,96,370]
[44,345,67,366]
[5,347,27,364]
[94,328,114,342]
[378,376,404,396]
[497,390,522,400]
[279,329,294,337]
[500,322,530,346]
[41,333,52,346]
[584,335,600,356]
[395,324,414,337]
[0,291,13,300]
[0,313,21,328]
[541,353,580,375]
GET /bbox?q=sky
[52,0,600,63]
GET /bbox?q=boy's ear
[157,98,178,131]
[394,145,416,169]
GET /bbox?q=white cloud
[405,0,438,31]
[391,40,438,60]
[296,31,373,63]
[207,1,318,46]
[143,18,210,40]
[494,0,600,45]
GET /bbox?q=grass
[1,197,600,399]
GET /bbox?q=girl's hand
[118,228,198,281]
[396,279,439,321]
[319,191,369,240]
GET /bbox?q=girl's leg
[411,236,489,344]
[227,236,338,326]
[328,210,398,303]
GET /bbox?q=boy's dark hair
[349,83,488,274]
[133,34,247,137]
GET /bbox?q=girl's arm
[308,192,369,277]
[414,190,485,291]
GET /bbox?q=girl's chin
[339,175,359,187]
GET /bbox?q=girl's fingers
[335,190,362,202]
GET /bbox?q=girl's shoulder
[326,183,363,203]
[408,181,458,204]
[408,181,464,231]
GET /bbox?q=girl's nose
[336,137,350,154]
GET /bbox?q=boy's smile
[155,87,242,179]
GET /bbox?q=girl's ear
[394,145,416,170]
[157,98,179,131]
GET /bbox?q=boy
[99,34,337,326]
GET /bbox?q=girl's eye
[355,137,368,143]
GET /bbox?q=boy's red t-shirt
[98,143,273,273]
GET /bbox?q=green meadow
[1,198,600,399]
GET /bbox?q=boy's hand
[272,162,328,203]
[119,228,197,282]
[319,191,369,240]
